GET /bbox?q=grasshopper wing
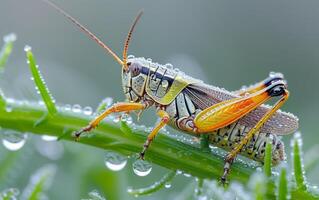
[184,83,299,135]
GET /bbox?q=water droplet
[127,55,135,59]
[72,104,82,113]
[104,151,127,171]
[1,130,27,151]
[64,104,71,111]
[24,45,32,52]
[164,183,171,188]
[164,63,173,69]
[183,173,191,177]
[121,114,133,125]
[41,135,57,141]
[83,106,93,115]
[3,33,17,42]
[146,58,152,62]
[132,160,152,176]
[5,105,12,112]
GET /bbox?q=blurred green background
[0,0,318,199]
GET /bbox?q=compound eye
[130,64,141,77]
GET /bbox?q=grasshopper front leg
[74,102,146,139]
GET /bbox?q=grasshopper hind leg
[221,84,289,184]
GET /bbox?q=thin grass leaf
[0,89,5,109]
[128,171,176,196]
[278,168,288,200]
[120,120,132,134]
[0,33,16,71]
[21,164,57,200]
[264,141,272,177]
[25,46,57,116]
[292,133,307,191]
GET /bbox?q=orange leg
[221,88,289,184]
[74,102,145,138]
[139,110,169,160]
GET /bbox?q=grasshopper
[42,0,299,183]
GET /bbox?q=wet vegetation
[0,35,319,199]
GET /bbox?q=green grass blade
[25,46,57,116]
[264,141,272,177]
[0,33,16,71]
[292,133,307,191]
[128,171,176,196]
[278,168,288,200]
[22,164,56,200]
[0,89,5,109]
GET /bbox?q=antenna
[122,10,143,70]
[41,0,124,66]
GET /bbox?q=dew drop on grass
[72,104,82,113]
[1,130,27,151]
[132,160,152,176]
[24,45,32,52]
[164,182,172,188]
[83,106,93,115]
[104,151,127,171]
[41,135,57,141]
[3,33,17,43]
[5,104,12,112]
[64,104,71,111]
[121,114,133,125]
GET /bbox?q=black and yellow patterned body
[121,57,298,165]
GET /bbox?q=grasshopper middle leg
[139,110,170,160]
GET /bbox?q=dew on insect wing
[146,58,152,62]
[72,104,82,113]
[41,135,57,141]
[1,130,27,151]
[104,151,127,171]
[83,106,93,115]
[3,33,17,43]
[132,159,152,176]
[164,182,172,188]
[24,45,32,52]
[127,55,135,59]
[164,63,173,70]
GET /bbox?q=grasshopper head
[122,57,148,102]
